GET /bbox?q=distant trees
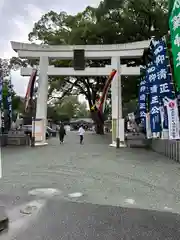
[47,96,89,122]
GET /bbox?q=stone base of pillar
[109,141,127,148]
[119,142,127,147]
[35,142,48,147]
[109,141,116,147]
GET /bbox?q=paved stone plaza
[1,131,180,239]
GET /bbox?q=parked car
[46,126,57,137]
[22,125,50,139]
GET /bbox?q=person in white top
[78,125,85,144]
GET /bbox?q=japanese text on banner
[138,74,147,124]
[169,0,180,90]
[153,38,174,100]
[147,63,161,133]
[7,77,12,119]
[153,38,175,129]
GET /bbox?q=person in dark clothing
[59,124,66,144]
[124,117,128,133]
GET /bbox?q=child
[78,125,85,144]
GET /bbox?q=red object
[91,69,117,112]
[91,69,117,124]
[98,69,117,113]
[25,69,37,112]
[169,101,175,108]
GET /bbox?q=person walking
[59,123,66,144]
[78,125,85,144]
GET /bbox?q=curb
[0,207,9,233]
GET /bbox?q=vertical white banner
[118,118,124,142]
[159,106,164,130]
[0,109,2,178]
[165,98,180,140]
[146,113,152,139]
[0,109,1,129]
[0,150,1,179]
[159,106,169,139]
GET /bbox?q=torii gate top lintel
[11,40,150,59]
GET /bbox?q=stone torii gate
[11,40,149,147]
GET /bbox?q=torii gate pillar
[110,56,125,147]
[35,56,49,146]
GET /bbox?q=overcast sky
[0,0,100,98]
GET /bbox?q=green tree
[10,0,169,133]
[47,95,80,122]
[2,81,22,112]
[0,58,23,113]
[74,101,89,118]
[0,58,24,129]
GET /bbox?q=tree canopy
[28,0,168,45]
[10,0,169,125]
[0,58,23,114]
[26,0,168,107]
[2,81,22,112]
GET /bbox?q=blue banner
[153,38,174,99]
[0,75,2,107]
[0,74,4,129]
[147,62,161,133]
[153,37,175,129]
[7,77,12,119]
[138,72,147,126]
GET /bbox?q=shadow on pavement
[1,198,180,240]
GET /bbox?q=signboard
[128,112,135,121]
[146,112,152,139]
[73,49,85,70]
[164,98,180,139]
[32,118,44,142]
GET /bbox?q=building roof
[70,118,93,123]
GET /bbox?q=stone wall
[150,139,180,162]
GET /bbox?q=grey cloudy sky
[0,0,100,97]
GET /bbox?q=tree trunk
[88,97,105,134]
[95,123,104,135]
[90,111,104,135]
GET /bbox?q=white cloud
[11,70,29,97]
[0,0,100,97]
